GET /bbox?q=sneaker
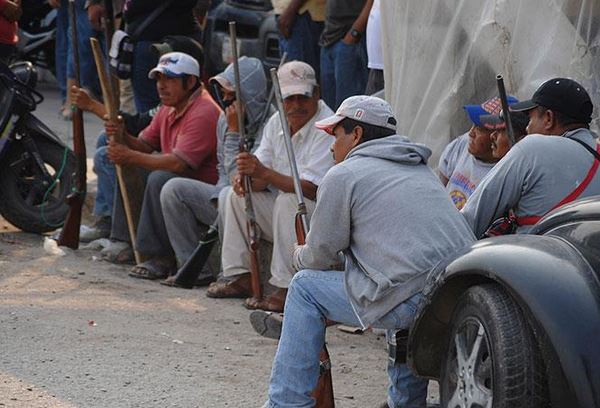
[80,216,111,243]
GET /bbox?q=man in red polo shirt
[101,51,221,278]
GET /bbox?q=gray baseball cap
[315,95,397,135]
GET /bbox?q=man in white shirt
[206,61,335,312]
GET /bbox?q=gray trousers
[160,177,219,267]
[111,170,179,258]
[221,189,315,289]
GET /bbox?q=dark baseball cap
[510,78,593,124]
[152,36,204,70]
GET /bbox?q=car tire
[440,284,548,408]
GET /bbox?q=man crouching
[262,96,475,407]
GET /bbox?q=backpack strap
[516,140,600,226]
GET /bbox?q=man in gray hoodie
[262,96,475,408]
[157,56,273,286]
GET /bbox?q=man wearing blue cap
[438,96,518,209]
[462,77,600,238]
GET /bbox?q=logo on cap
[161,57,179,66]
[289,68,315,82]
[354,109,364,119]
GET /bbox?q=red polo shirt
[140,88,221,184]
[0,0,18,46]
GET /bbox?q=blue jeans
[92,133,116,218]
[277,12,323,78]
[55,1,69,101]
[131,40,160,113]
[263,269,428,408]
[320,38,369,110]
[66,0,103,97]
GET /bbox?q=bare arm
[342,0,374,44]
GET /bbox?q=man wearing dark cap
[462,77,599,238]
[261,95,475,407]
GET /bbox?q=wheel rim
[12,153,64,208]
[446,319,493,408]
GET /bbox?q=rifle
[496,74,516,146]
[229,21,262,301]
[90,37,146,264]
[270,68,335,408]
[57,0,87,249]
[170,221,219,288]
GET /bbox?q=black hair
[536,105,590,129]
[339,117,396,143]
[183,74,202,93]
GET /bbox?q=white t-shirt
[438,133,496,210]
[254,100,335,187]
[366,0,383,70]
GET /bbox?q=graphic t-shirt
[438,133,496,210]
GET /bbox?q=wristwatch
[349,28,362,40]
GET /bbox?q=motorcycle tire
[0,137,76,233]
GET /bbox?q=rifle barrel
[496,74,516,146]
[269,68,309,234]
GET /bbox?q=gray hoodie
[294,135,476,327]
[212,57,274,198]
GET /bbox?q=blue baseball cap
[464,95,518,126]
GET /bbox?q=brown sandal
[244,288,287,312]
[205,275,251,298]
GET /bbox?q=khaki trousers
[221,189,315,288]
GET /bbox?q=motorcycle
[0,61,75,233]
[17,1,57,75]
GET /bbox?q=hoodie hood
[346,135,432,165]
[212,56,268,135]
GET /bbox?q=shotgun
[229,21,262,301]
[90,37,145,264]
[57,0,87,249]
[270,68,335,408]
[170,221,219,288]
[496,74,516,146]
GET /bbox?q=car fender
[408,235,600,407]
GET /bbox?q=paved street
[0,80,439,408]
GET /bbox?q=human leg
[134,170,179,257]
[284,12,323,77]
[92,134,115,218]
[268,193,315,288]
[160,177,218,266]
[332,38,369,109]
[265,269,424,407]
[319,44,336,110]
[131,40,160,113]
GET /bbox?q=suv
[203,0,280,76]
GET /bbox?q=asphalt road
[0,80,440,408]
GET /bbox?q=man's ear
[544,109,556,131]
[351,125,363,147]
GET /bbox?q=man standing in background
[271,0,325,77]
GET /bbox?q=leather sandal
[243,288,287,313]
[205,275,251,298]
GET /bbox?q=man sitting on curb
[206,61,335,313]
[102,51,221,278]
[438,96,518,209]
[158,56,273,287]
[462,77,600,237]
[261,95,475,407]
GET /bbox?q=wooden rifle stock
[270,68,334,407]
[229,21,262,301]
[57,0,87,249]
[90,37,145,264]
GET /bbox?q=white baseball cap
[278,61,318,99]
[148,52,200,79]
[315,95,397,135]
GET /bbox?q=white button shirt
[254,100,335,187]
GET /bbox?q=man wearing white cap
[261,95,475,407]
[206,61,335,312]
[103,52,221,278]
